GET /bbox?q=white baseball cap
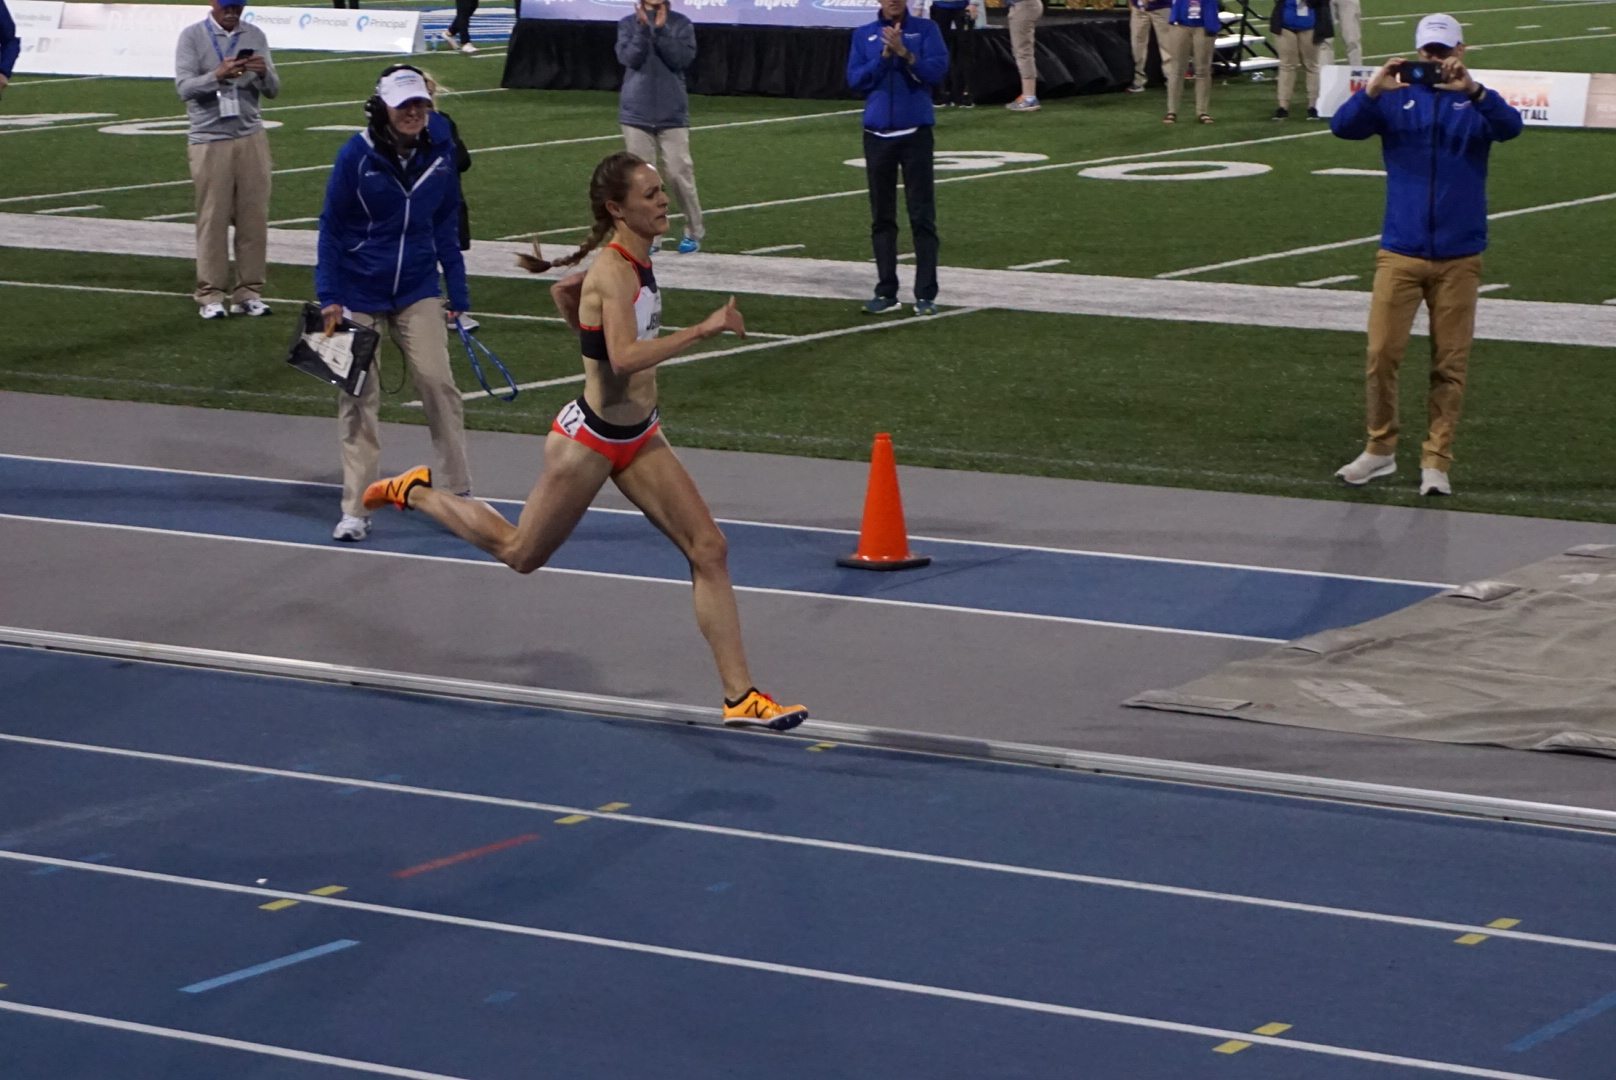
[1414,13,1463,49]
[377,69,431,108]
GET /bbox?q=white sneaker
[332,514,371,542]
[1419,468,1452,497]
[460,41,478,53]
[230,299,270,317]
[438,29,456,47]
[1335,451,1396,486]
[199,302,228,320]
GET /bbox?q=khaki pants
[1008,0,1043,83]
[187,129,272,306]
[1129,5,1172,89]
[1321,0,1362,65]
[622,125,704,242]
[1362,249,1483,470]
[1273,27,1320,110]
[338,298,472,517]
[1163,24,1214,117]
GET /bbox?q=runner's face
[615,165,670,240]
[881,0,906,20]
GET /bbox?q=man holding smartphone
[1329,14,1523,497]
[175,0,279,320]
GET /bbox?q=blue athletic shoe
[862,296,903,315]
[913,300,938,316]
[676,236,700,254]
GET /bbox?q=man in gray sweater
[616,0,703,253]
[175,0,279,319]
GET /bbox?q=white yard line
[1008,258,1070,270]
[33,204,103,215]
[447,306,982,403]
[1478,283,1511,294]
[142,210,196,222]
[266,216,319,227]
[506,129,1340,240]
[1364,0,1614,21]
[1159,191,1616,279]
[742,243,807,255]
[1365,29,1616,59]
[1299,274,1359,287]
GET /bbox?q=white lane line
[0,451,1453,588]
[0,740,1583,955]
[742,243,807,255]
[33,205,102,215]
[450,306,982,402]
[0,1000,468,1080]
[1298,274,1360,287]
[1159,192,1616,279]
[1313,167,1385,177]
[0,512,1285,643]
[0,851,1579,1079]
[1008,258,1069,270]
[1516,23,1542,27]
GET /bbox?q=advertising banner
[516,0,883,28]
[1317,65,1601,129]
[11,2,425,78]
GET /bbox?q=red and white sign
[1318,65,1604,129]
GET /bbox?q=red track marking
[391,834,542,879]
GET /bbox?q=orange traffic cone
[837,433,931,571]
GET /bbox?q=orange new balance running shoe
[722,688,809,732]
[363,465,432,512]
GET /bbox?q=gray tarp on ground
[1126,546,1616,756]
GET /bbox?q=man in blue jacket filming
[848,0,948,316]
[1330,13,1522,498]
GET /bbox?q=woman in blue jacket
[1162,0,1220,124]
[316,64,473,543]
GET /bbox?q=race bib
[555,400,586,438]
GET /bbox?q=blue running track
[0,455,1443,641]
[3,647,1616,1078]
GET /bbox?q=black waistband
[575,396,657,440]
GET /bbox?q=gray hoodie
[615,8,696,131]
[174,16,279,144]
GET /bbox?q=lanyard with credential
[206,23,242,63]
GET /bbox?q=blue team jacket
[1331,82,1524,260]
[1168,0,1221,32]
[316,111,470,314]
[846,14,949,132]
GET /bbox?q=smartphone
[1397,60,1443,85]
[237,48,255,59]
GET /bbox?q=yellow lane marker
[557,802,631,825]
[260,884,349,911]
[1455,917,1521,945]
[807,742,837,752]
[1213,1021,1291,1053]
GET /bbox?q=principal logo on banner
[814,0,880,9]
